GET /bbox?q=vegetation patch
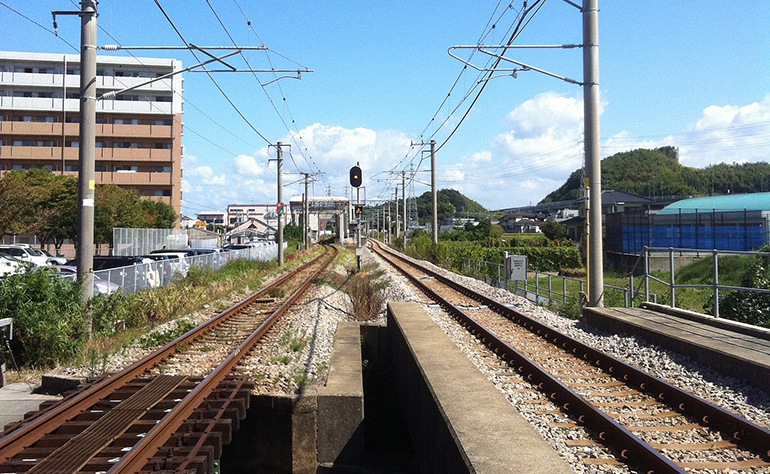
[345,263,388,321]
[138,319,196,348]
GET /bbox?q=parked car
[0,244,51,267]
[65,256,160,290]
[145,252,189,278]
[40,249,67,265]
[53,266,120,296]
[0,254,24,277]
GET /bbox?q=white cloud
[601,95,770,168]
[185,165,226,186]
[233,155,266,176]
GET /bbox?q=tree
[141,200,178,228]
[0,169,54,239]
[542,220,568,241]
[38,175,78,250]
[489,224,504,239]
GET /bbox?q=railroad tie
[24,375,187,474]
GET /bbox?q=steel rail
[0,247,331,462]
[108,245,338,473]
[374,242,770,472]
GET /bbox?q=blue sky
[2,1,769,215]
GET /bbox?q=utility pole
[75,0,97,304]
[303,173,310,250]
[276,142,284,266]
[395,186,399,240]
[431,140,438,244]
[583,0,603,307]
[402,171,407,245]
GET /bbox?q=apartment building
[0,51,183,220]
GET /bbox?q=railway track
[372,241,770,473]
[0,245,338,474]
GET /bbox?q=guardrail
[461,257,658,309]
[632,246,770,318]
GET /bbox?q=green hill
[414,188,486,224]
[540,146,770,203]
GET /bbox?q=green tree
[38,174,78,250]
[0,169,54,238]
[141,200,178,228]
[541,220,568,241]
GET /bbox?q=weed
[294,373,309,388]
[138,319,196,348]
[270,355,291,365]
[200,345,215,352]
[289,338,306,352]
[344,263,389,321]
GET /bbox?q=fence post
[624,288,628,308]
[630,273,635,308]
[548,274,552,302]
[713,249,720,318]
[563,277,567,305]
[644,247,650,302]
[535,272,540,304]
[669,247,676,308]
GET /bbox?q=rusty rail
[373,242,770,473]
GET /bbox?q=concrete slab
[317,322,365,465]
[582,306,770,392]
[388,302,571,474]
[0,383,60,432]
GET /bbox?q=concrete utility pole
[402,171,407,244]
[394,186,399,240]
[431,140,438,244]
[583,0,603,307]
[76,0,97,303]
[303,173,310,250]
[276,142,284,266]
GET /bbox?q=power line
[1,2,78,52]
[153,0,272,145]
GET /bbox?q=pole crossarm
[448,45,583,86]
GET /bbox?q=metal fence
[95,242,278,296]
[461,257,657,309]
[631,246,770,318]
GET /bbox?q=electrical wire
[1,2,79,52]
[153,0,272,145]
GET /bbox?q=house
[574,189,653,218]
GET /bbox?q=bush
[346,263,388,321]
[0,269,86,368]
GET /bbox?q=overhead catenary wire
[153,0,272,145]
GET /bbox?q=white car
[0,254,23,277]
[0,244,50,267]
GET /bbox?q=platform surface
[0,383,60,431]
[582,306,770,391]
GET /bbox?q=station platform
[582,302,770,392]
[0,383,60,432]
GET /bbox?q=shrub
[0,269,86,368]
[345,263,388,321]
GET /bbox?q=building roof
[574,189,652,206]
[658,192,770,215]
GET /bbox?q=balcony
[0,146,172,163]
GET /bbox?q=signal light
[350,166,362,188]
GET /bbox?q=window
[65,164,78,172]
[36,116,54,123]
[155,119,172,126]
[114,142,139,149]
[66,141,79,148]
[24,68,33,73]
[95,165,104,172]
[155,166,171,173]
[154,143,172,150]
[65,116,80,123]
[95,117,104,124]
[66,68,79,75]
[114,118,139,125]
[36,141,53,147]
[95,142,103,148]
[14,116,32,122]
[13,140,32,146]
[114,165,138,172]
[155,96,172,102]
[66,92,80,99]
[115,95,140,101]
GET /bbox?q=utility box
[506,255,527,281]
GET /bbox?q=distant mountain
[540,146,770,203]
[414,188,486,224]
